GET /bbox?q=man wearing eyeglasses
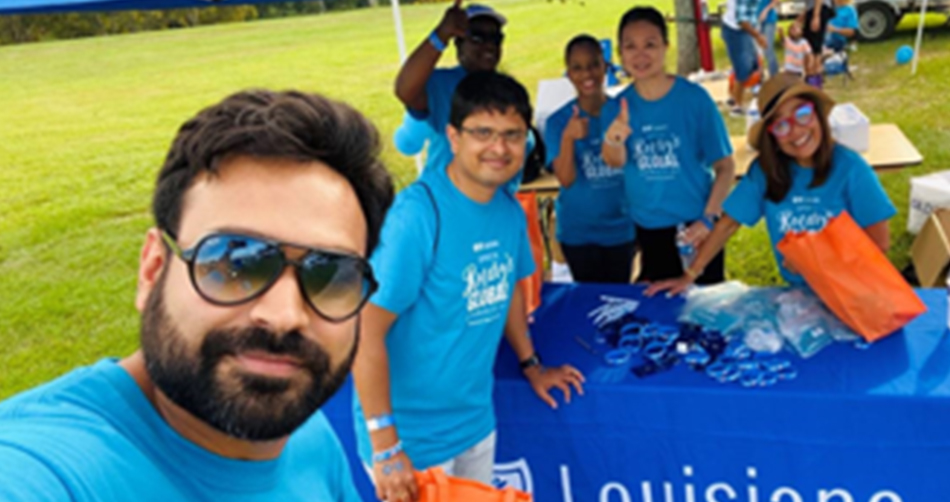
[355,72,585,502]
[0,90,394,501]
[394,0,508,175]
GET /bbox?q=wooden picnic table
[519,123,922,194]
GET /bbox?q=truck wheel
[858,3,897,41]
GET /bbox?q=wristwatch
[519,353,542,371]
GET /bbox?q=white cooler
[909,170,950,234]
[830,103,870,152]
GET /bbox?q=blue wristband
[428,31,446,52]
[372,441,404,464]
[700,215,715,231]
[366,413,395,432]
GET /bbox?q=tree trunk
[674,0,700,76]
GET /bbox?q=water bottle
[676,223,695,271]
[745,97,760,137]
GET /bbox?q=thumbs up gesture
[604,98,632,146]
[437,0,468,41]
[563,106,589,141]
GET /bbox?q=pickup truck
[776,0,950,41]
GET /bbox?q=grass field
[1,0,948,398]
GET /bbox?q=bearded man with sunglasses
[0,90,394,501]
[394,0,508,175]
[354,72,585,502]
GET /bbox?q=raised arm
[394,0,468,112]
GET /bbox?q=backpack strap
[417,180,440,267]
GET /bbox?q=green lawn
[1,1,947,398]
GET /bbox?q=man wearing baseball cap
[394,0,508,174]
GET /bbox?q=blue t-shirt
[723,144,896,285]
[827,5,858,47]
[757,0,778,25]
[0,359,360,501]
[619,77,733,229]
[356,165,535,469]
[419,66,468,173]
[544,97,634,246]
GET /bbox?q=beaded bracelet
[372,440,404,464]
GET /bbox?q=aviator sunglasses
[162,231,377,322]
[767,102,817,139]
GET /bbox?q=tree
[673,0,700,76]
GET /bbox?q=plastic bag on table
[678,281,751,333]
[726,289,784,354]
[775,288,859,358]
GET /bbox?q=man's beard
[139,275,356,441]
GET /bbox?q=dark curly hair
[152,90,394,254]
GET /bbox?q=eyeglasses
[162,231,377,323]
[460,126,527,145]
[466,31,505,46]
[768,102,817,139]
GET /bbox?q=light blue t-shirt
[544,97,634,246]
[723,144,896,285]
[827,5,858,47]
[356,165,535,469]
[757,0,778,25]
[419,66,469,173]
[0,359,360,502]
[619,77,733,229]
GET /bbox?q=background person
[603,6,735,286]
[721,0,770,115]
[825,0,859,52]
[544,34,635,283]
[647,74,896,296]
[757,0,781,78]
[394,0,507,174]
[798,0,836,87]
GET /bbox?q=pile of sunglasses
[592,312,797,388]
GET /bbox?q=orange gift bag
[776,211,926,342]
[414,468,532,502]
[515,192,544,316]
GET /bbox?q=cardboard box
[908,170,950,234]
[911,208,950,287]
[830,103,870,152]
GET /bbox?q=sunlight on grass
[1,1,947,397]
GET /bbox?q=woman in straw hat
[646,73,896,296]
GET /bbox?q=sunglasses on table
[161,231,377,322]
[767,102,817,139]
[466,31,505,46]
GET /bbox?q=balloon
[896,45,914,65]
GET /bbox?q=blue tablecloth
[325,283,950,501]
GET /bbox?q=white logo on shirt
[579,148,623,183]
[462,252,514,321]
[632,128,682,178]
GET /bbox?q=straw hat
[747,73,836,151]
